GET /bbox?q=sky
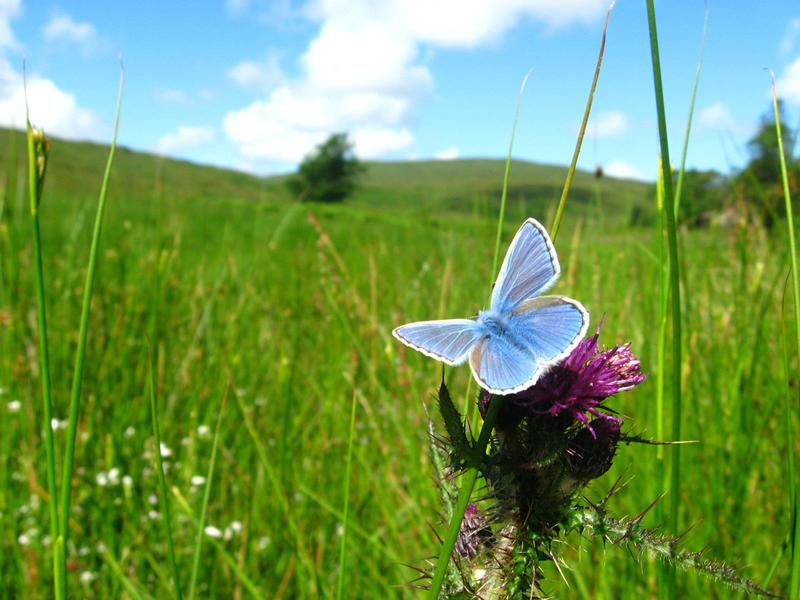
[2,0,800,181]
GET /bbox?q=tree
[738,100,799,227]
[287,133,363,203]
[678,169,729,226]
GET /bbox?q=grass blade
[57,63,124,597]
[645,2,683,597]
[657,9,706,593]
[173,488,264,600]
[771,73,800,600]
[98,546,155,600]
[148,345,184,600]
[336,388,359,600]
[25,84,62,598]
[550,0,614,241]
[188,386,227,600]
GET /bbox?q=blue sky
[2,0,800,180]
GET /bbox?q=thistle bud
[454,503,493,560]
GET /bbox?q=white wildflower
[197,424,211,438]
[124,426,136,439]
[80,571,96,585]
[7,400,20,413]
[107,468,120,485]
[159,442,172,458]
[191,475,206,487]
[204,525,223,539]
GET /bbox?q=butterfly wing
[509,295,589,364]
[468,334,540,395]
[393,319,484,366]
[490,218,560,314]
[469,296,589,395]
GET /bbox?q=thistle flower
[454,503,492,559]
[479,324,645,434]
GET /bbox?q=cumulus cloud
[778,56,800,106]
[586,111,628,138]
[604,160,643,180]
[0,7,104,141]
[0,58,104,139]
[434,146,460,160]
[698,101,736,130]
[224,0,606,167]
[155,125,215,155]
[42,13,98,49]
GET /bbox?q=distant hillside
[1,128,653,224]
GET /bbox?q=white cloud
[586,110,628,138]
[698,101,735,130]
[155,125,215,155]
[0,7,104,141]
[225,0,606,167]
[0,58,104,139]
[0,0,20,49]
[781,18,800,55]
[352,127,413,158]
[227,56,285,91]
[434,146,460,160]
[777,56,800,106]
[604,160,643,180]
[42,13,99,53]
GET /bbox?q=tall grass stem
[336,389,358,600]
[672,7,708,218]
[57,66,123,596]
[657,10,705,592]
[148,346,184,600]
[550,1,614,241]
[771,74,800,600]
[26,102,62,599]
[645,2,683,596]
[188,387,227,600]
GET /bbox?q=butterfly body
[393,219,588,395]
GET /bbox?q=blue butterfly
[393,218,589,395]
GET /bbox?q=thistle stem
[427,395,502,597]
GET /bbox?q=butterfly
[392,218,589,395]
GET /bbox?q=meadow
[0,120,795,599]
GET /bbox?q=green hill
[1,128,653,225]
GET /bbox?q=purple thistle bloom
[526,323,646,430]
[480,322,646,435]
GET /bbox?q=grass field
[0,125,796,599]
